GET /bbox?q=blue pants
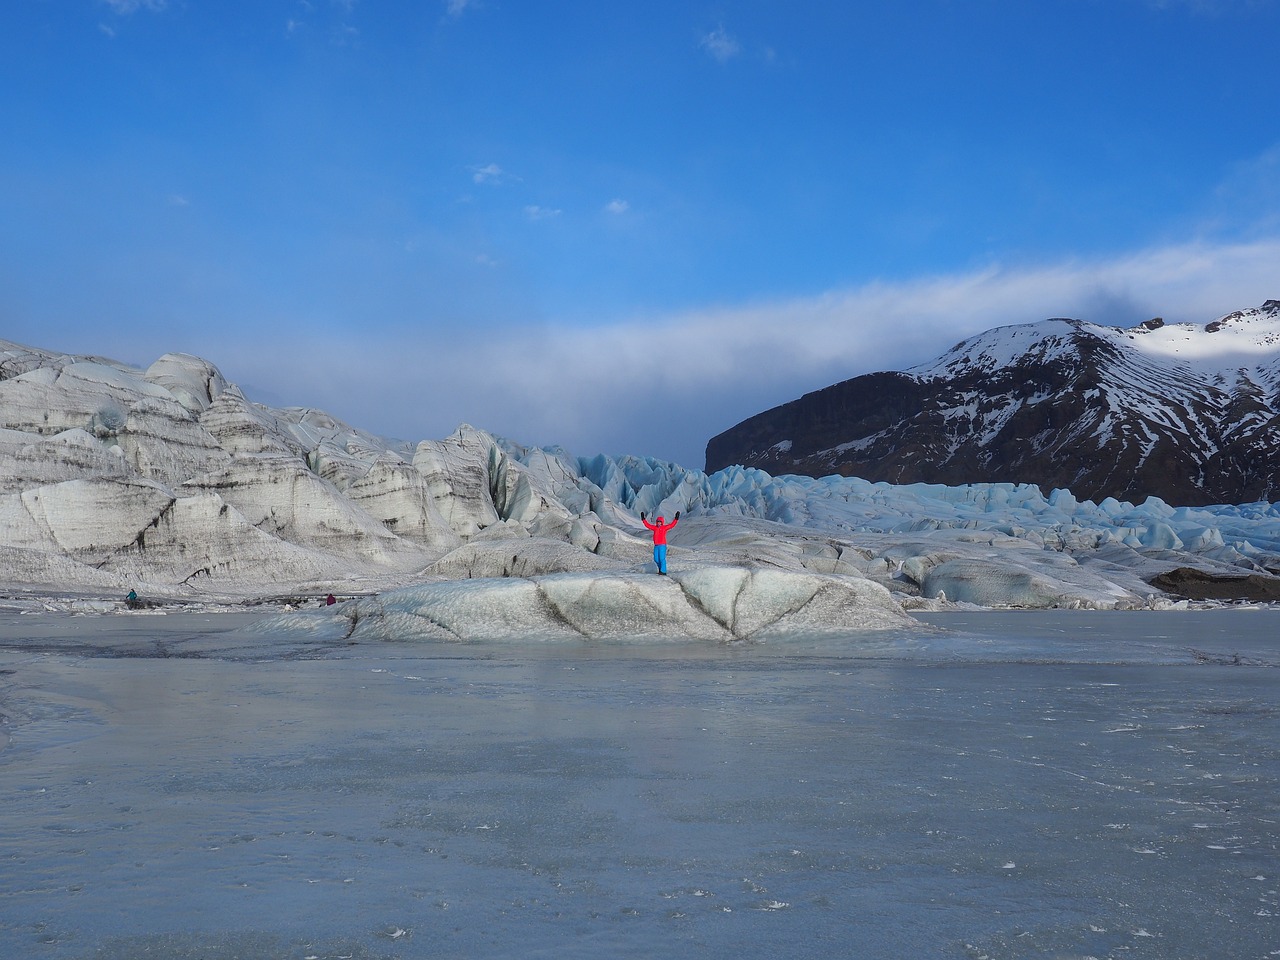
[653,544,668,574]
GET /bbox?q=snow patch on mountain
[1122,301,1280,367]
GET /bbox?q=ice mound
[918,558,1134,608]
[344,565,914,642]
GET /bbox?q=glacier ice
[3,336,1280,635]
[343,564,912,643]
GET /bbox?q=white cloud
[524,205,562,221]
[604,199,630,215]
[445,0,476,18]
[102,0,167,13]
[700,26,741,63]
[471,163,513,185]
[234,236,1280,468]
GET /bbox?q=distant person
[640,511,680,575]
[125,589,140,610]
[325,594,337,606]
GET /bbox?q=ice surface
[1,608,1277,959]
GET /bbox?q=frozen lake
[1,607,1277,959]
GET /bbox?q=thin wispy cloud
[604,199,629,215]
[700,26,741,63]
[1209,141,1280,231]
[102,0,167,13]
[1144,0,1272,12]
[471,163,514,185]
[445,0,476,19]
[281,0,359,42]
[524,205,561,221]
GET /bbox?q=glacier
[3,337,1280,641]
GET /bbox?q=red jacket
[642,515,678,544]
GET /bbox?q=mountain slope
[704,301,1280,506]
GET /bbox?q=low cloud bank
[230,237,1280,468]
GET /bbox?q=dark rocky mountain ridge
[705,301,1280,506]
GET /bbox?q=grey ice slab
[0,608,349,661]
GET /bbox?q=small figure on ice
[640,511,680,575]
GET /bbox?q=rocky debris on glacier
[1149,566,1280,603]
[4,336,1280,638]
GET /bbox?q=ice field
[1,608,1277,959]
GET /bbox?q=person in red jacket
[640,510,680,575]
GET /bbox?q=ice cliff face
[0,341,463,594]
[705,301,1280,506]
[3,336,1280,633]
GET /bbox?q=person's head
[657,516,664,524]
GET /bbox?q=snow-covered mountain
[705,301,1280,506]
[4,335,1280,630]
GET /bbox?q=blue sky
[3,0,1279,468]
